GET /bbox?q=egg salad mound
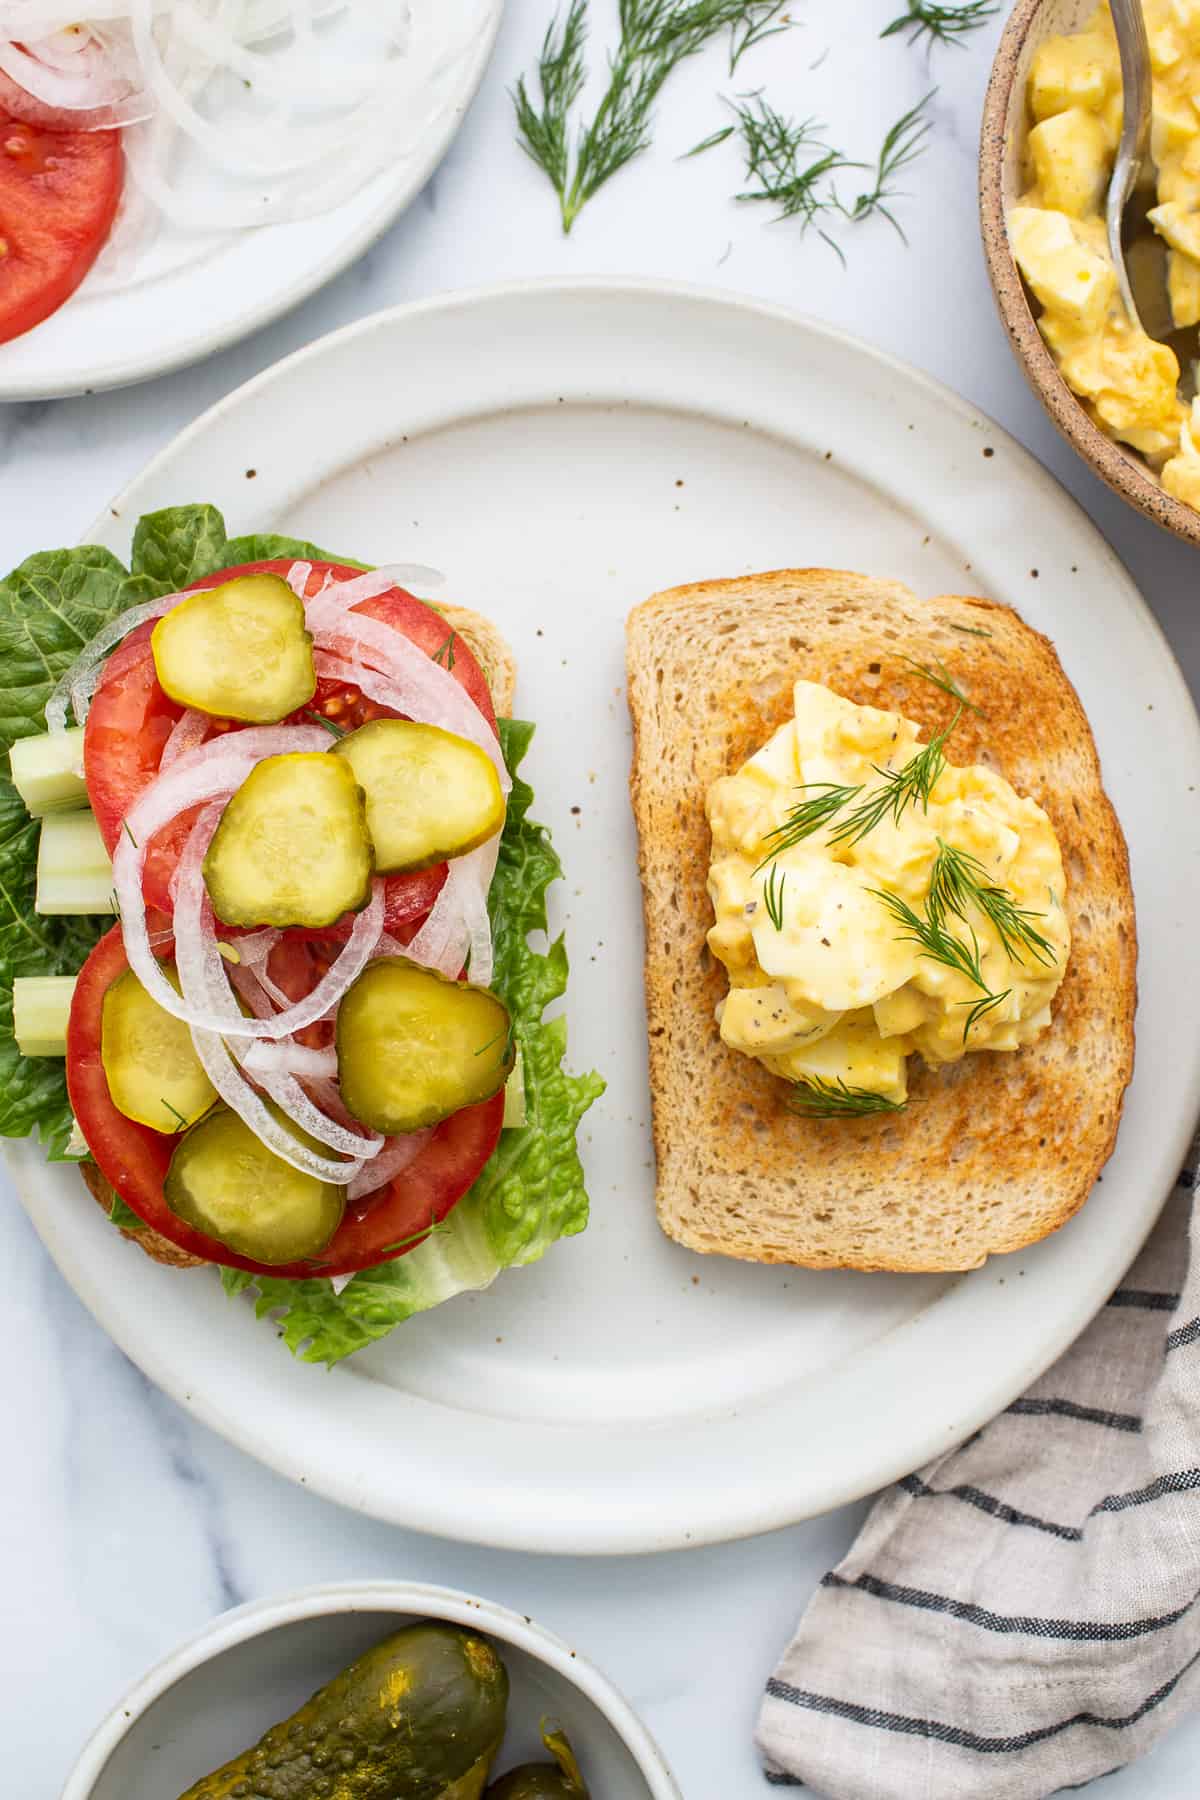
[705,682,1071,1109]
[1009,0,1200,506]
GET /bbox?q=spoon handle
[1106,0,1153,329]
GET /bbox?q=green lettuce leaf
[129,502,361,588]
[109,1193,146,1231]
[221,718,604,1364]
[0,546,169,1156]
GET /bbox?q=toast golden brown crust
[626,569,1136,1273]
[83,605,517,1270]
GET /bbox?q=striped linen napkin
[758,1136,1200,1798]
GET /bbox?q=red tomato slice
[67,926,505,1279]
[0,112,122,345]
[84,559,495,928]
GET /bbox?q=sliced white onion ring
[159,707,209,769]
[239,1041,339,1081]
[46,588,183,731]
[172,802,368,1185]
[347,1128,435,1203]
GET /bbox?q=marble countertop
[3,5,1199,1796]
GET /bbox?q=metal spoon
[1105,0,1153,332]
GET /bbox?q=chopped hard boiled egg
[1013,1,1200,498]
[705,681,1071,1110]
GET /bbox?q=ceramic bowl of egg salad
[982,0,1200,543]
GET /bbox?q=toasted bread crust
[626,569,1136,1273]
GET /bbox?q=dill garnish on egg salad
[704,678,1071,1119]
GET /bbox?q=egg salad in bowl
[705,681,1071,1113]
[1007,0,1200,507]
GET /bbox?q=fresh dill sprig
[902,655,984,718]
[515,0,793,233]
[949,621,993,638]
[159,1097,189,1132]
[787,1076,907,1119]
[830,705,961,846]
[756,781,863,864]
[870,885,1011,1041]
[304,708,344,737]
[710,93,862,255]
[513,0,589,211]
[756,706,961,861]
[842,93,935,240]
[729,0,792,73]
[881,1,998,49]
[926,839,1057,968]
[432,630,457,670]
[762,860,787,929]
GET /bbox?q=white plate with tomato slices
[8,280,1200,1553]
[0,4,501,399]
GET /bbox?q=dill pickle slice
[164,1103,344,1265]
[151,573,316,724]
[332,719,505,874]
[337,957,515,1135]
[101,964,217,1134]
[203,752,373,929]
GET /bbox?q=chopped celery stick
[13,975,76,1056]
[36,810,115,915]
[9,729,87,816]
[502,1049,526,1129]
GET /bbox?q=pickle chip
[164,1104,345,1265]
[203,752,373,929]
[101,964,217,1134]
[151,573,316,724]
[333,719,505,873]
[337,957,515,1135]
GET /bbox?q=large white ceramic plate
[10,280,1200,1554]
[0,6,501,401]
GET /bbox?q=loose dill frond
[304,708,344,737]
[721,93,861,253]
[762,860,787,929]
[870,885,1010,1041]
[757,781,864,863]
[843,93,935,240]
[902,655,984,718]
[513,0,589,206]
[515,0,793,233]
[159,1098,189,1132]
[787,1076,907,1119]
[927,839,1057,967]
[881,1,998,49]
[829,705,961,845]
[729,0,792,73]
[432,630,457,670]
[949,621,993,638]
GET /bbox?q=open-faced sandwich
[0,503,603,1362]
[626,568,1135,1272]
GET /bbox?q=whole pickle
[177,1622,509,1800]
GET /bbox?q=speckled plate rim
[979,0,1200,546]
[59,1579,682,1800]
[0,4,503,402]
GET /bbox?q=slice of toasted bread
[84,604,517,1268]
[626,569,1135,1273]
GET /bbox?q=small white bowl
[61,1581,682,1800]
